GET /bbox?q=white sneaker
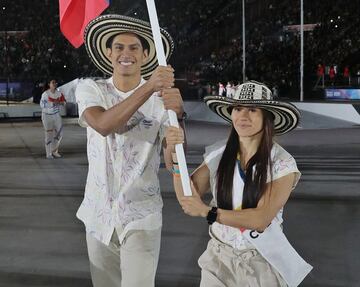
[46,154,54,159]
[52,151,62,158]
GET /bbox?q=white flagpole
[146,0,192,196]
[300,0,304,101]
[242,0,246,83]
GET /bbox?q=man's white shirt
[76,77,169,245]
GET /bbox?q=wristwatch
[178,111,187,122]
[206,207,218,225]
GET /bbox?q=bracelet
[171,152,178,163]
[172,166,180,174]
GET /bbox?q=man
[40,79,66,159]
[75,15,186,287]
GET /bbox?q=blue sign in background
[325,89,360,100]
[0,82,33,102]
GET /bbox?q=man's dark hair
[105,32,150,52]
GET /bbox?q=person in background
[329,65,336,86]
[316,63,325,88]
[40,79,66,159]
[218,82,225,96]
[343,65,350,86]
[226,81,232,98]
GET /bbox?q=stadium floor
[0,119,359,287]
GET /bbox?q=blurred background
[0,0,360,104]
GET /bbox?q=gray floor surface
[0,119,359,287]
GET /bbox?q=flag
[59,0,109,48]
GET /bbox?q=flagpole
[242,0,246,83]
[146,0,192,196]
[300,0,304,101]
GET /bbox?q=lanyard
[236,160,246,181]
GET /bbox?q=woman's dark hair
[216,108,274,210]
[105,32,150,52]
[44,79,56,90]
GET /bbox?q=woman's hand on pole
[179,181,210,217]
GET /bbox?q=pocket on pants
[198,240,217,270]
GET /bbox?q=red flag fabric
[59,0,109,48]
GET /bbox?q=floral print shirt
[76,77,169,245]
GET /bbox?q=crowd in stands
[0,0,106,85]
[1,0,359,100]
[181,0,360,98]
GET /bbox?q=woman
[166,81,312,286]
[40,79,66,159]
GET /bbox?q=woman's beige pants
[198,237,287,287]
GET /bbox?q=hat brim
[84,14,174,79]
[204,96,300,135]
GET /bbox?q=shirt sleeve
[269,148,301,190]
[39,92,48,109]
[203,140,227,177]
[75,79,106,128]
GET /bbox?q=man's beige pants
[86,227,161,287]
[198,237,288,287]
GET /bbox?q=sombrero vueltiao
[84,14,174,79]
[204,81,300,135]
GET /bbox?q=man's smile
[119,61,134,66]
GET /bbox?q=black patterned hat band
[204,81,301,135]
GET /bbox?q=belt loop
[210,237,222,254]
[215,242,221,253]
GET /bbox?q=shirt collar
[108,77,146,98]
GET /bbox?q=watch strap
[178,111,187,121]
[206,207,218,225]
